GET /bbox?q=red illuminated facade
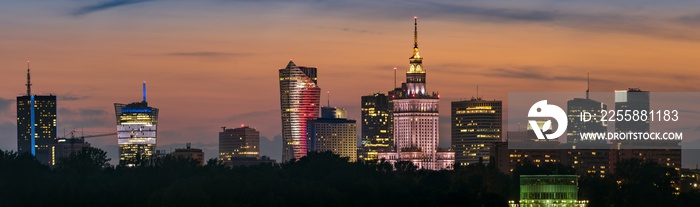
[279,61,321,161]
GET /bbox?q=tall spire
[408,16,423,72]
[414,16,418,48]
[26,61,32,96]
[406,16,426,96]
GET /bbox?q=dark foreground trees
[56,146,112,174]
[0,149,698,207]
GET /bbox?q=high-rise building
[451,98,502,166]
[171,143,205,166]
[612,88,681,191]
[17,64,57,165]
[361,87,404,162]
[307,107,357,162]
[219,125,260,162]
[567,98,607,144]
[114,82,159,167]
[563,79,611,178]
[614,88,650,134]
[279,60,321,162]
[567,76,608,145]
[377,17,453,170]
[361,93,391,151]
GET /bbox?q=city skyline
[2,1,700,166]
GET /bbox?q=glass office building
[17,66,57,165]
[114,83,158,167]
[451,98,502,166]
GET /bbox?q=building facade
[361,93,391,150]
[219,126,260,162]
[509,175,588,207]
[17,66,57,165]
[359,93,391,162]
[171,143,205,166]
[52,138,90,165]
[279,60,321,162]
[614,88,650,134]
[451,98,502,166]
[567,97,607,145]
[308,107,357,162]
[114,82,158,167]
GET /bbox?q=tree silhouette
[57,146,111,174]
[612,158,678,207]
[4,148,700,206]
[394,160,417,173]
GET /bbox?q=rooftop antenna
[327,91,330,107]
[26,61,32,96]
[142,81,147,102]
[393,67,397,89]
[586,72,590,99]
[477,85,479,99]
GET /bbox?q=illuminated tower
[279,61,321,161]
[16,62,57,165]
[391,17,442,170]
[114,82,158,167]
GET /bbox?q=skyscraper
[279,61,321,161]
[17,63,57,165]
[612,88,680,187]
[567,98,607,144]
[377,17,452,170]
[307,107,357,162]
[219,125,260,161]
[114,82,159,167]
[567,75,608,145]
[614,88,650,134]
[451,98,502,166]
[361,93,391,150]
[565,77,610,178]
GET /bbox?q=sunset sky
[1,0,700,166]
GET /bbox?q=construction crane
[51,130,117,166]
[58,130,117,141]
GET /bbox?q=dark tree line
[0,148,698,207]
